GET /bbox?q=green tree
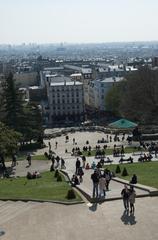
[105,67,158,124]
[105,81,125,115]
[18,102,43,144]
[1,73,43,144]
[120,67,158,123]
[0,122,21,155]
[1,72,24,130]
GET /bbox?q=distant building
[96,65,137,79]
[89,77,123,111]
[152,57,158,67]
[28,86,46,102]
[14,72,38,87]
[46,77,84,125]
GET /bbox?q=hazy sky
[0,0,158,44]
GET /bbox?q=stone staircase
[0,200,40,225]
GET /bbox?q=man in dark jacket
[121,184,130,210]
[75,158,81,175]
[91,170,99,198]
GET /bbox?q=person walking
[129,186,136,214]
[99,175,106,198]
[78,166,84,183]
[75,158,81,175]
[121,184,130,210]
[82,155,86,168]
[11,153,17,167]
[27,153,31,167]
[91,170,99,198]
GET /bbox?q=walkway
[1,197,158,240]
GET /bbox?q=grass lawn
[82,146,144,157]
[0,171,81,202]
[105,161,158,189]
[5,154,48,162]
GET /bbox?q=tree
[18,102,43,144]
[105,67,158,124]
[1,73,43,144]
[1,72,24,130]
[105,80,126,116]
[120,67,158,123]
[0,122,21,156]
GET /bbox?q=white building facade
[89,77,123,111]
[46,79,85,124]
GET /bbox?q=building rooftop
[29,86,42,90]
[50,81,83,86]
[98,77,123,83]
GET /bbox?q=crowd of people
[91,168,113,198]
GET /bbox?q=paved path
[4,130,157,200]
[77,170,149,200]
[1,197,158,240]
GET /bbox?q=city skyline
[1,0,158,44]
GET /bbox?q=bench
[138,155,152,162]
[119,157,133,164]
[104,159,113,164]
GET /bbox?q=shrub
[57,175,62,182]
[88,151,91,156]
[115,165,121,174]
[19,142,44,151]
[54,170,59,178]
[121,167,128,176]
[66,189,76,199]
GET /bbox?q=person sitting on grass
[85,163,90,170]
[26,171,41,180]
[71,174,79,186]
[130,174,137,184]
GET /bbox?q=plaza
[1,129,158,240]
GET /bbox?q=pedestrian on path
[91,170,99,198]
[78,166,84,183]
[82,155,86,168]
[99,175,106,198]
[75,158,81,175]
[129,186,136,214]
[27,153,31,167]
[11,153,17,167]
[121,184,130,211]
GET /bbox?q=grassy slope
[0,171,81,202]
[105,161,158,189]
